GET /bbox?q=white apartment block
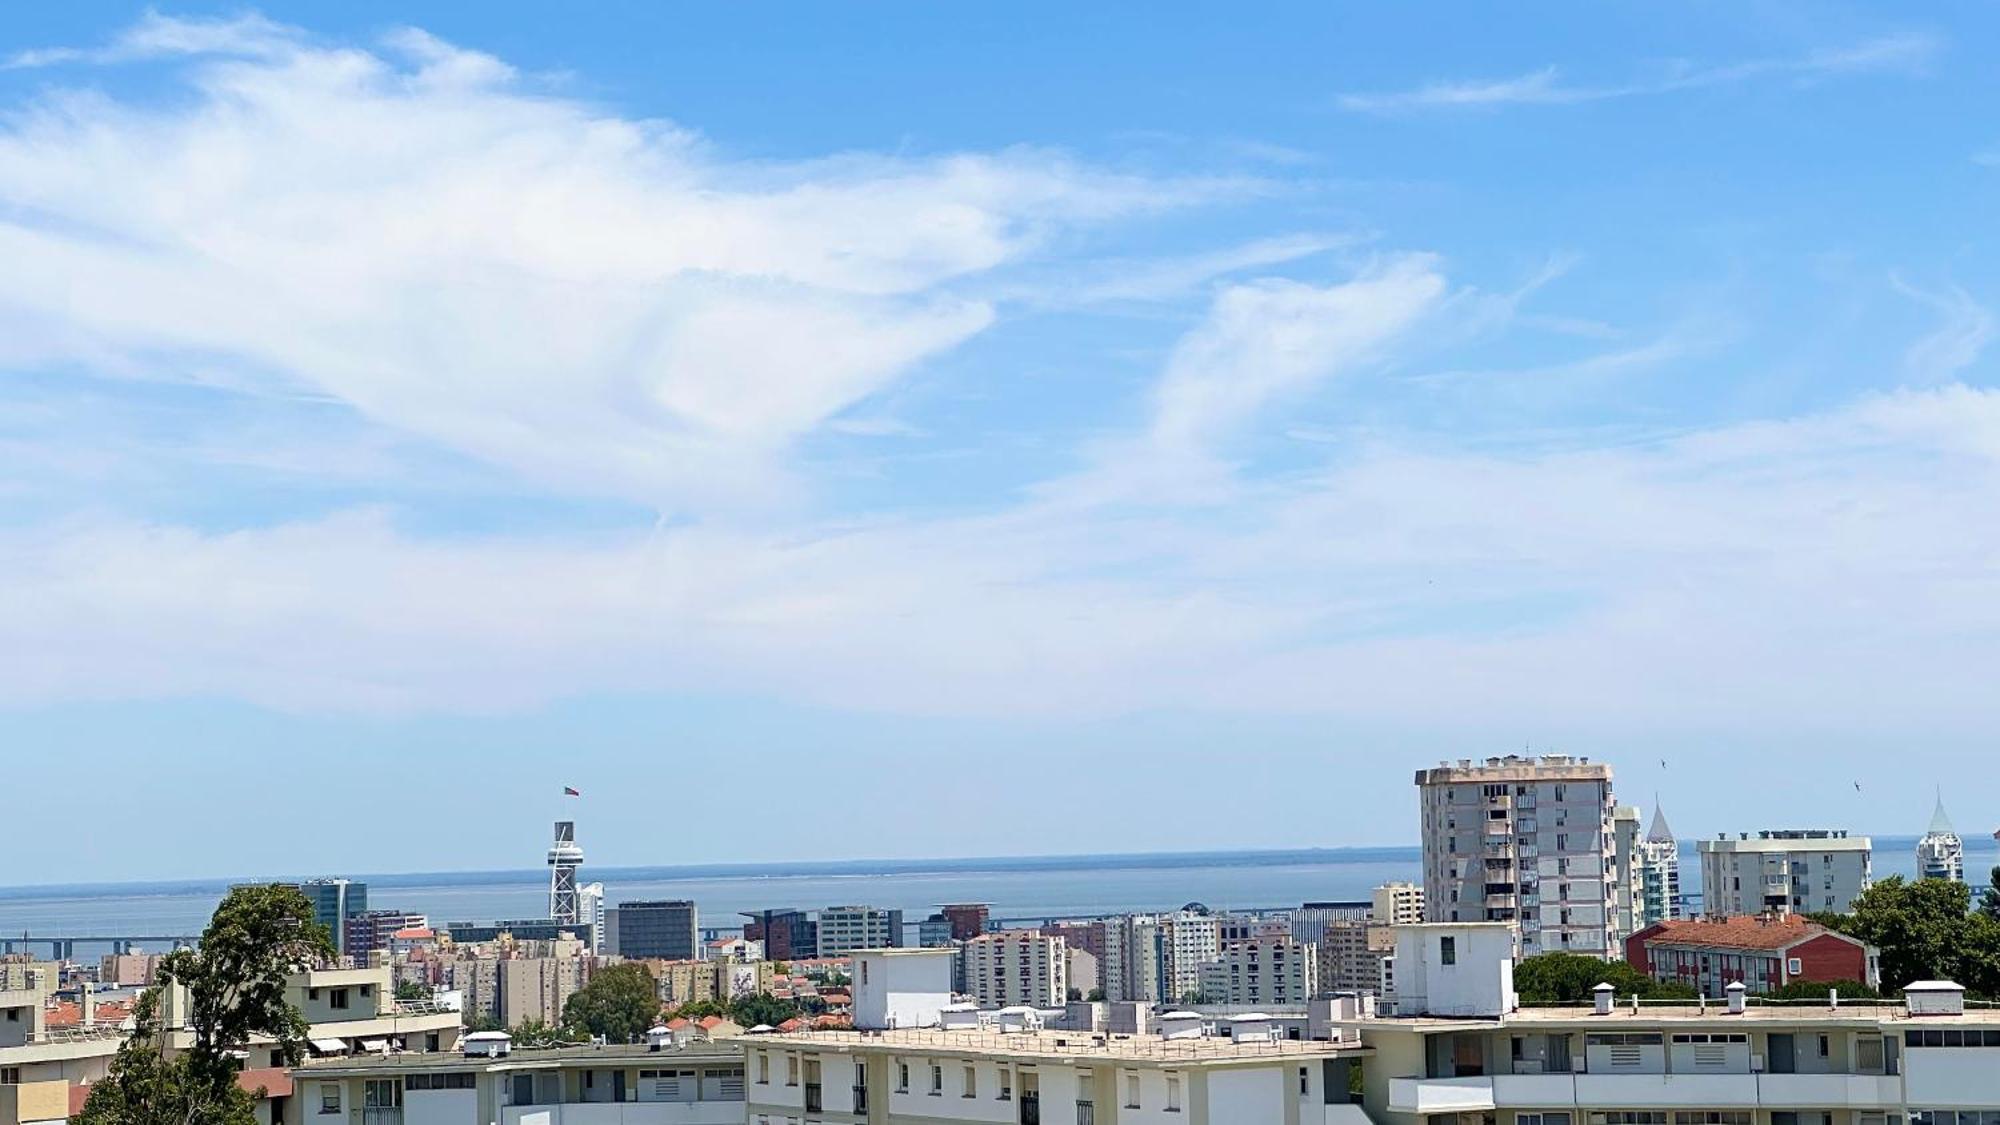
[1638,806,1682,927]
[1160,909,1222,1003]
[1199,936,1319,1006]
[1697,830,1873,916]
[961,932,1068,1009]
[291,1040,746,1125]
[1918,798,1964,884]
[745,1026,1371,1125]
[1418,755,1618,957]
[1349,922,2000,1125]
[1373,883,1426,927]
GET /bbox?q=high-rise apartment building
[1314,920,1395,996]
[1158,908,1222,1002]
[248,878,367,956]
[606,900,699,960]
[958,931,1067,1008]
[915,914,955,948]
[1918,795,1965,883]
[1637,804,1682,925]
[1612,805,1644,941]
[1417,754,1617,957]
[816,906,905,956]
[1370,882,1425,926]
[1696,829,1872,916]
[343,910,426,964]
[1197,936,1317,1006]
[1105,914,1160,1003]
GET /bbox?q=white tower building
[547,820,585,926]
[1637,804,1681,925]
[1917,793,1964,883]
[578,882,606,953]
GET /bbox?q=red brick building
[1625,914,1879,995]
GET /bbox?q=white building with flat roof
[745,1024,1371,1125]
[1697,829,1873,916]
[852,947,955,1032]
[1199,936,1318,1006]
[1418,755,1618,957]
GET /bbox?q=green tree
[1981,866,2000,922]
[1086,988,1106,1002]
[729,992,802,1028]
[667,999,730,1021]
[81,884,333,1125]
[1841,876,1973,992]
[394,980,430,1002]
[1514,952,1688,1004]
[1767,979,1881,1000]
[510,1018,575,1047]
[562,963,660,1043]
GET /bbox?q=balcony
[1464,1072,1905,1111]
[853,1085,868,1114]
[1759,1073,1903,1108]
[1388,1077,1498,1113]
[804,1082,822,1114]
[499,1104,743,1125]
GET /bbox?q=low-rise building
[1625,915,1881,995]
[291,1039,747,1125]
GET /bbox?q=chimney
[80,981,95,1029]
[1829,988,1839,1011]
[1726,981,1747,1015]
[1593,982,1614,1016]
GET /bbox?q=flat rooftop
[1350,1001,2000,1029]
[298,1042,744,1075]
[764,1027,1363,1065]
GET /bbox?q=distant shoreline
[0,835,1960,901]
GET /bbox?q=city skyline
[3,4,1998,881]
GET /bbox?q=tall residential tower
[1917,793,1965,883]
[1416,755,1618,957]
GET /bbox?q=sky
[2,3,1997,884]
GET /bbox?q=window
[320,1084,341,1114]
[785,1055,798,1087]
[1673,1113,1751,1125]
[964,1066,977,1097]
[758,1053,771,1084]
[0,1068,18,1086]
[897,1063,909,1092]
[406,1073,476,1091]
[1167,1075,1182,1112]
[363,1080,402,1109]
[930,1065,943,1095]
[1125,1074,1141,1108]
[999,1067,1012,1100]
[1299,1066,1310,1094]
[1440,936,1456,965]
[330,988,350,1010]
[1521,1115,1575,1125]
[1590,1114,1667,1125]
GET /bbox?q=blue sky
[2,3,1997,883]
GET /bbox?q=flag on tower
[563,786,581,797]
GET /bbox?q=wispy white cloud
[1338,31,1940,112]
[0,15,1223,509]
[1892,275,1993,386]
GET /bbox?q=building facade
[1317,921,1397,997]
[1160,908,1223,1003]
[343,910,427,965]
[1372,883,1426,927]
[940,904,992,941]
[1198,936,1319,1006]
[1638,806,1683,927]
[816,906,905,957]
[609,901,700,961]
[1696,830,1873,916]
[1918,797,1965,884]
[1418,755,1618,957]
[959,932,1068,1008]
[1625,915,1881,995]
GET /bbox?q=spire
[1927,789,1957,837]
[1645,800,1675,844]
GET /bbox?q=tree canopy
[80,883,333,1125]
[1816,876,2000,997]
[729,992,802,1028]
[562,963,660,1043]
[1514,952,1696,1004]
[1767,979,1880,1000]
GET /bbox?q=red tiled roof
[697,1015,723,1029]
[69,1084,92,1117]
[666,1017,690,1030]
[776,1017,804,1032]
[1639,915,1845,952]
[236,1068,295,1099]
